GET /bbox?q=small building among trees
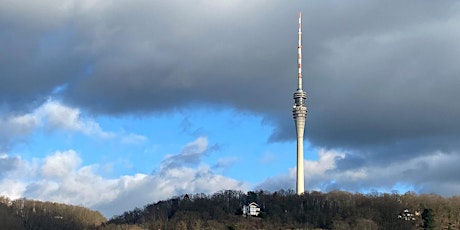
[242,202,260,217]
[398,209,419,221]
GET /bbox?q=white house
[242,202,261,216]
[398,209,417,221]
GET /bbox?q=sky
[1,0,460,218]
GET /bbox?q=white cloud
[213,157,238,170]
[41,150,81,178]
[161,136,209,168]
[258,149,345,191]
[0,179,27,200]
[181,136,208,156]
[36,100,115,139]
[0,100,151,150]
[304,149,345,177]
[0,114,39,150]
[0,137,249,218]
[7,114,38,134]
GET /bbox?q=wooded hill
[107,190,459,230]
[0,196,106,230]
[2,190,460,229]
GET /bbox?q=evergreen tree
[422,208,435,230]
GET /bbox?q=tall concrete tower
[292,11,307,195]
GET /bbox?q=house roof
[248,202,259,207]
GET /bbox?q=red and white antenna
[297,11,302,90]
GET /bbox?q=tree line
[1,190,460,229]
[0,196,106,230]
[107,190,460,230]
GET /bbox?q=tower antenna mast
[298,11,302,90]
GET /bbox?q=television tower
[292,11,307,195]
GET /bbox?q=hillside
[0,196,106,230]
[1,190,460,229]
[107,190,460,230]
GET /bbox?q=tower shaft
[295,116,305,194]
[292,11,307,195]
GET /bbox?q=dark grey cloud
[62,1,294,115]
[0,13,86,112]
[2,1,460,177]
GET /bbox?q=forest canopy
[1,190,459,230]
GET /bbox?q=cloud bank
[0,100,145,151]
[258,149,460,197]
[0,137,248,218]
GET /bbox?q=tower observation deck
[292,12,307,195]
